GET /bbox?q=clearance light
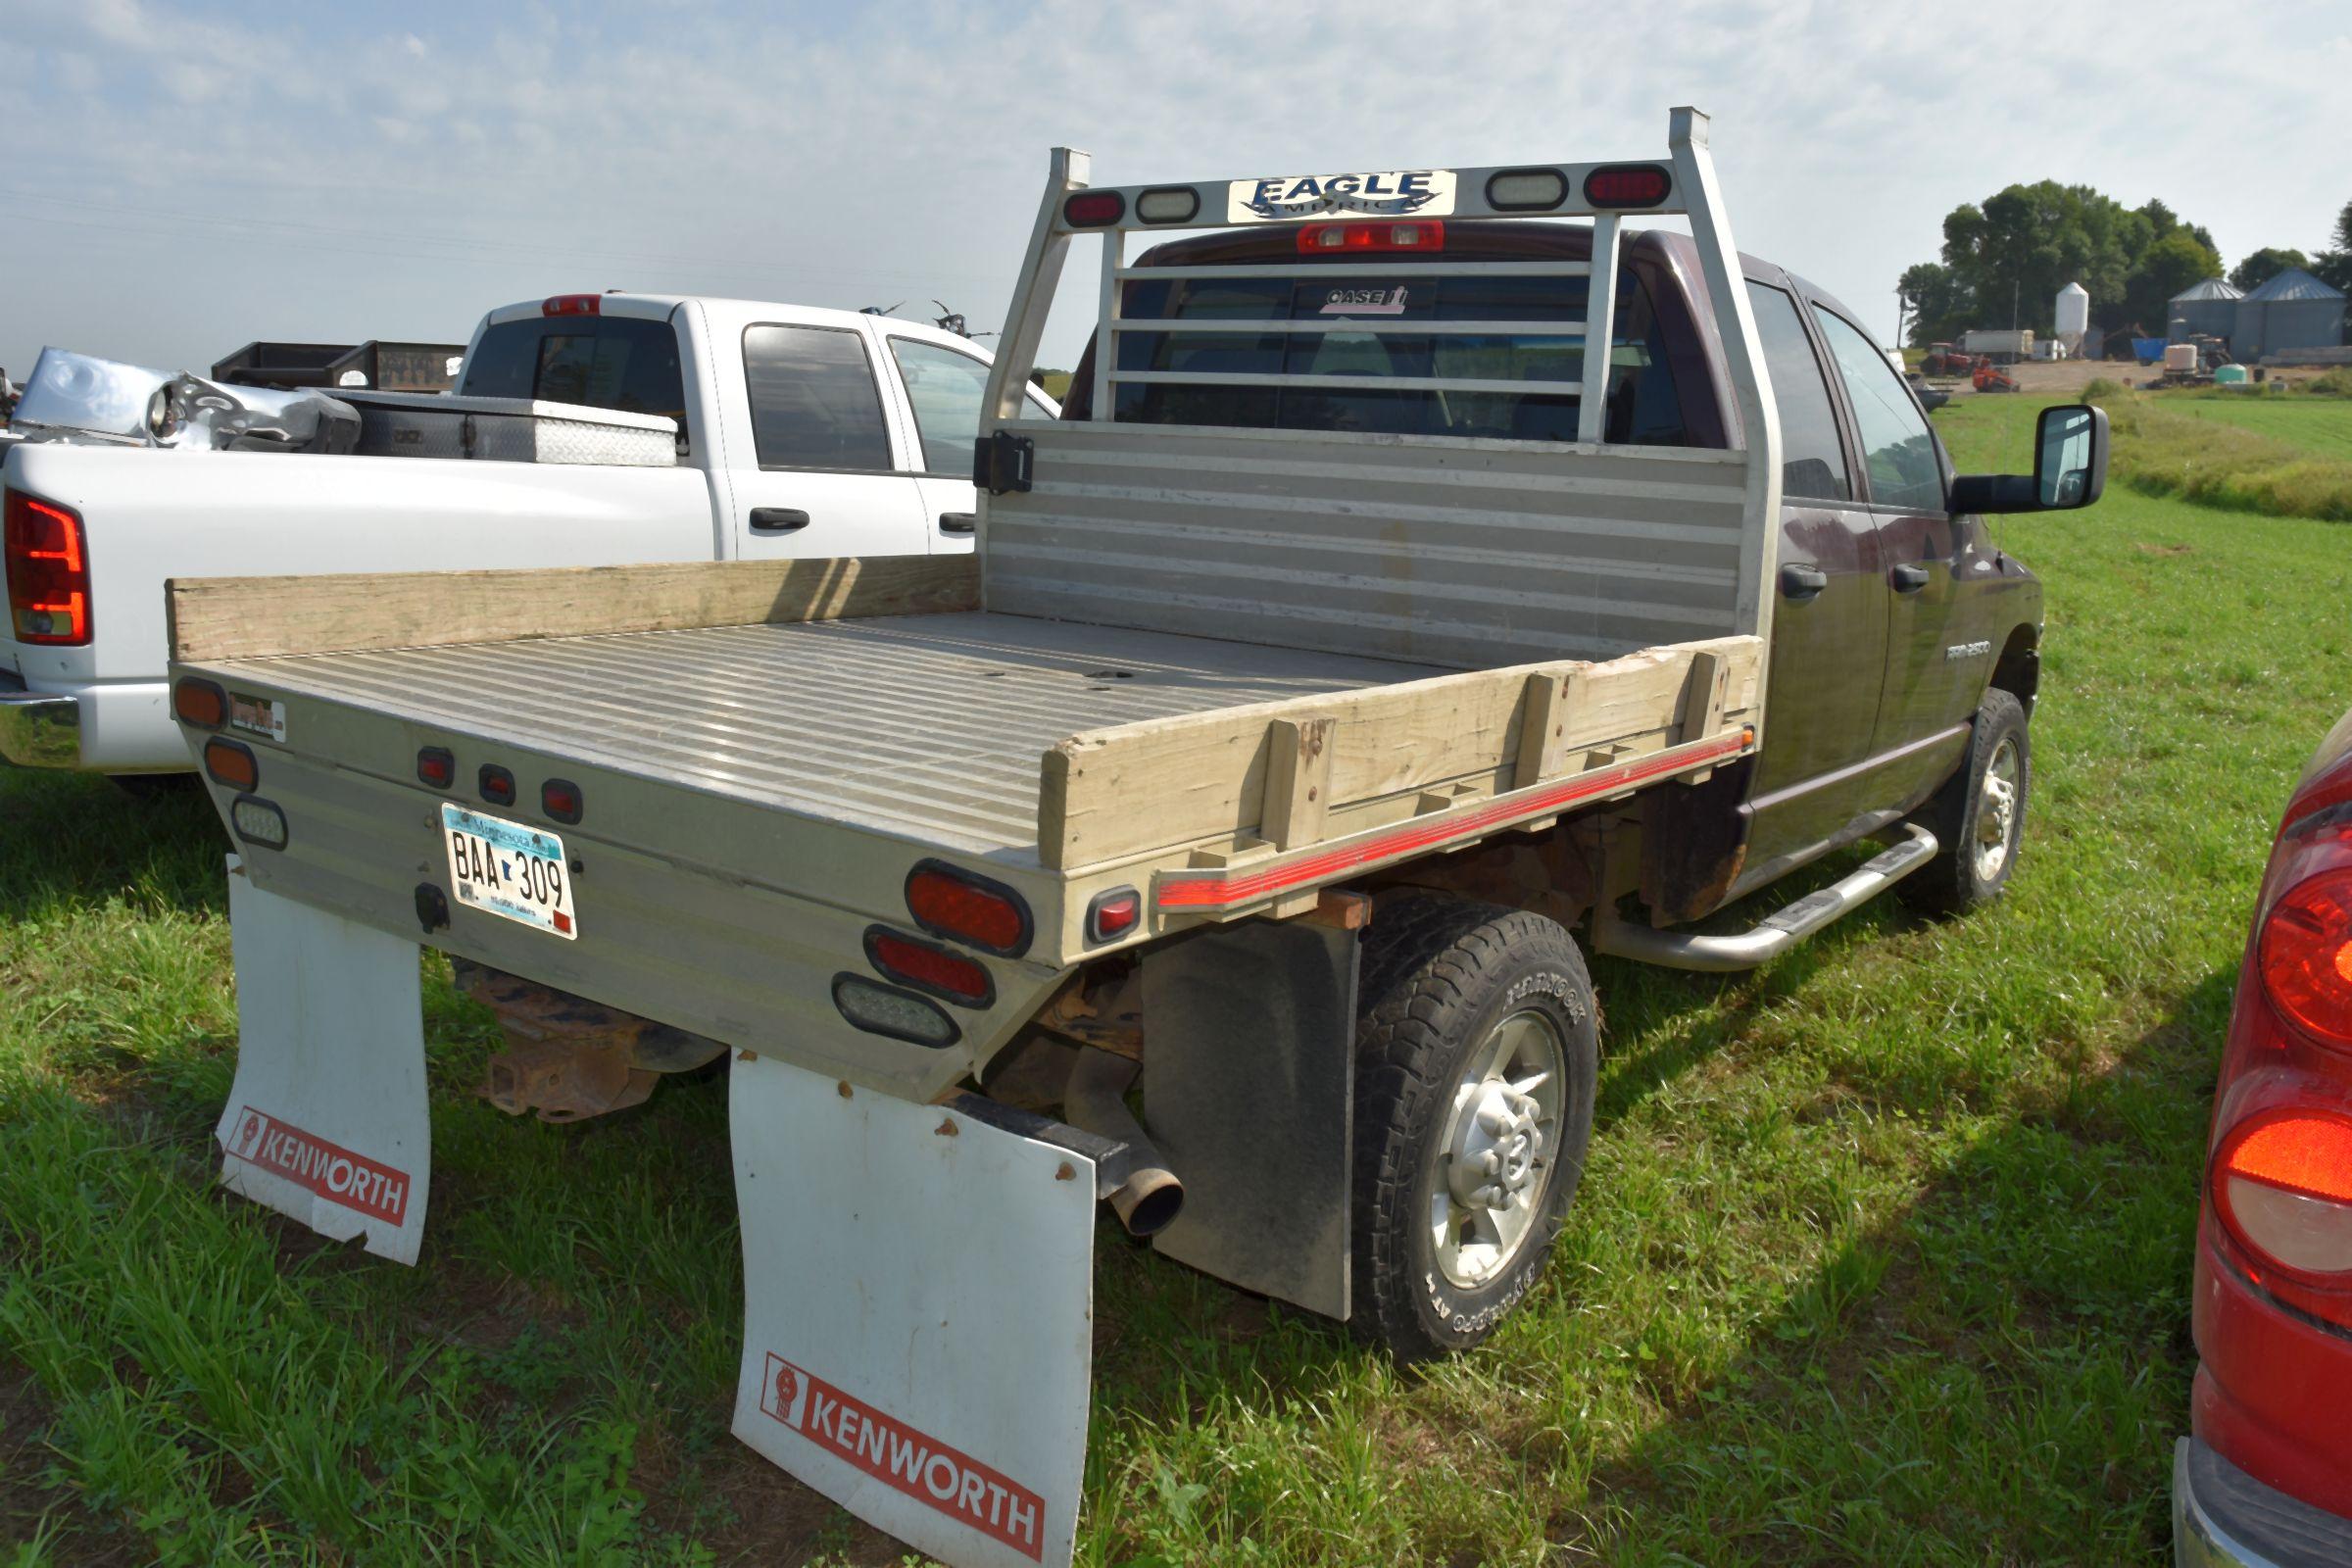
[1486,169,1568,211]
[541,778,584,824]
[5,490,93,646]
[864,927,994,1007]
[1086,887,1142,944]
[1298,220,1446,254]
[2214,1108,2352,1280]
[906,861,1032,957]
[832,974,959,1049]
[172,678,227,730]
[478,764,515,808]
[1583,164,1672,209]
[2262,869,2352,1049]
[203,737,259,791]
[1062,191,1126,228]
[1134,186,1200,224]
[416,747,455,789]
[230,795,288,851]
[542,294,601,317]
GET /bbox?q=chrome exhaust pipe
[1060,1048,1184,1237]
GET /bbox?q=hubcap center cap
[1448,1086,1544,1212]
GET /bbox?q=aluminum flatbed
[191,609,1444,858]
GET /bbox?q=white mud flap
[730,1052,1096,1568]
[215,858,430,1264]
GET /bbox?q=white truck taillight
[2214,1108,2352,1280]
[4,488,93,646]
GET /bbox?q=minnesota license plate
[440,804,576,939]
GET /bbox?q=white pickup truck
[0,293,1054,775]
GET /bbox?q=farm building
[2231,267,2346,360]
[2166,277,2242,343]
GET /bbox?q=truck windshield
[1109,267,1690,445]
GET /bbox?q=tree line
[1899,184,2352,347]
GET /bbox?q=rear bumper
[2176,1436,2352,1568]
[0,673,80,767]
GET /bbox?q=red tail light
[2214,1108,2352,1281]
[202,737,259,791]
[172,678,226,729]
[1085,887,1142,944]
[1583,164,1672,209]
[1297,220,1446,254]
[1062,191,1126,228]
[542,294,602,317]
[2262,869,2352,1050]
[905,861,1031,957]
[5,489,92,646]
[865,928,994,1007]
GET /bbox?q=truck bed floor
[241,612,1441,857]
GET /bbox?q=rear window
[1108,266,1690,446]
[460,315,689,446]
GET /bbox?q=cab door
[1737,278,1888,881]
[1808,306,1984,808]
[723,317,929,561]
[875,333,1061,556]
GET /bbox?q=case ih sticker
[227,693,286,743]
[225,1107,410,1225]
[1227,169,1456,222]
[759,1352,1046,1561]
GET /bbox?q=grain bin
[2055,283,2088,357]
[2168,278,2242,345]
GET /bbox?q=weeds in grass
[2072,382,2352,522]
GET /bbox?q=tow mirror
[1948,404,2109,514]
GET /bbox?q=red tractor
[1972,357,2021,394]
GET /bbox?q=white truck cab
[0,295,1054,775]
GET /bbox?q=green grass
[2076,377,2352,520]
[2167,394,2352,461]
[6,400,2351,1563]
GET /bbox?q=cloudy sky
[4,0,2348,381]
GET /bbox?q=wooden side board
[1039,635,1762,872]
[167,556,980,663]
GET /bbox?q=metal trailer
[169,109,1788,1566]
[1957,327,2034,363]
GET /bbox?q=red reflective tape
[760,1353,1046,1559]
[224,1107,411,1225]
[1158,728,1751,910]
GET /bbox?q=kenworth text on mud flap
[164,110,2106,1567]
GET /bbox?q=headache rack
[974,106,1788,678]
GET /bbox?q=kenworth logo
[1227,169,1457,222]
[226,1107,410,1225]
[760,1352,1045,1559]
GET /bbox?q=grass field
[2087,379,2352,521]
[4,393,2349,1565]
[2168,392,2352,461]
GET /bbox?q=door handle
[1780,564,1828,601]
[938,512,977,535]
[1889,563,1933,594]
[749,508,809,534]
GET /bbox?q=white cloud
[0,0,2345,377]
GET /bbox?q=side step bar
[1591,824,1940,973]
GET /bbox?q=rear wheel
[1903,687,2030,914]
[1348,895,1598,1362]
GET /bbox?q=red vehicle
[2177,708,2352,1565]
